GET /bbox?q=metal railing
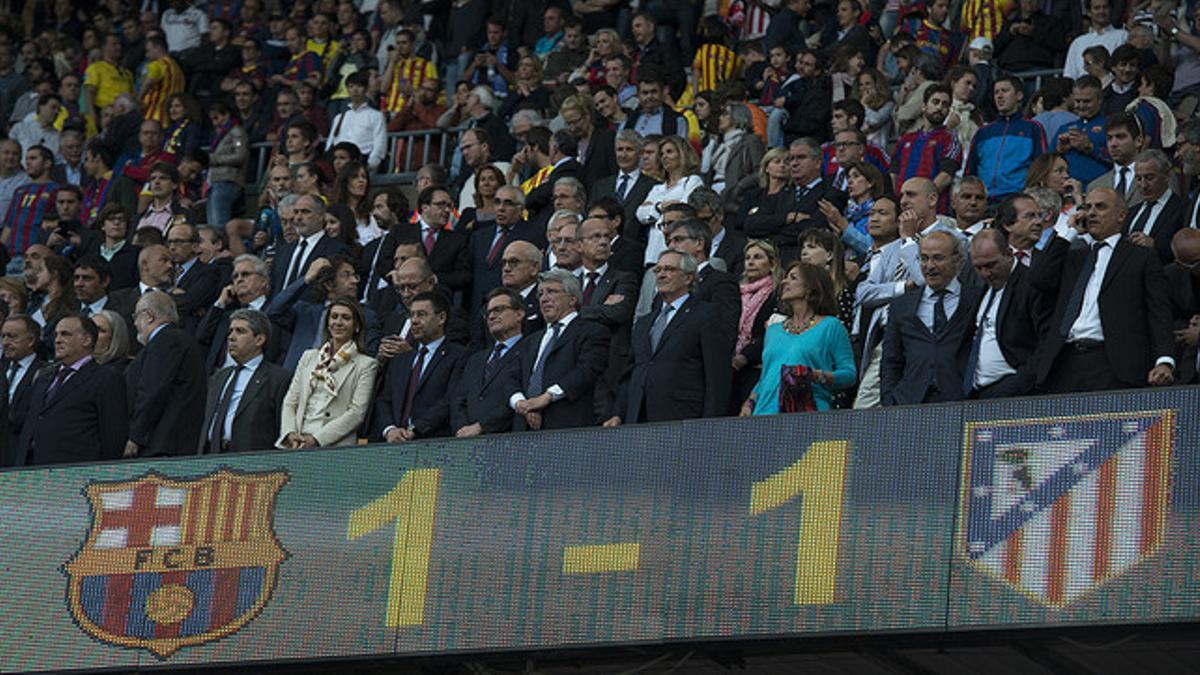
[1010,68,1064,92]
[248,125,469,186]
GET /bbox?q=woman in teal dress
[739,262,857,415]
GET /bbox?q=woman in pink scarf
[730,239,781,414]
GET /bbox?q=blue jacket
[1051,115,1109,184]
[966,114,1047,201]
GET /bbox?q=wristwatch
[1172,26,1181,37]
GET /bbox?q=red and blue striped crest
[64,469,289,658]
[958,411,1174,608]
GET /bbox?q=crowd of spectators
[1,0,1199,466]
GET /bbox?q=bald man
[897,177,975,286]
[1166,228,1200,383]
[881,230,984,405]
[1032,187,1176,393]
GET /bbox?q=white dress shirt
[285,230,327,286]
[325,101,388,171]
[1128,190,1170,236]
[509,311,578,407]
[917,279,961,331]
[1068,233,1121,342]
[973,279,1017,388]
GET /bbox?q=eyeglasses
[500,257,529,268]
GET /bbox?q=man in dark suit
[1166,229,1200,384]
[109,244,175,329]
[73,256,135,319]
[664,219,740,341]
[881,231,983,406]
[268,255,382,371]
[591,130,656,246]
[195,254,282,372]
[1,314,47,462]
[561,95,617,187]
[1033,187,1177,393]
[269,194,349,296]
[965,229,1047,399]
[577,215,639,417]
[524,130,584,229]
[373,292,467,441]
[509,269,609,431]
[360,207,408,308]
[607,250,732,425]
[17,314,127,465]
[164,222,221,333]
[1124,149,1186,264]
[587,196,645,276]
[396,185,471,295]
[745,138,845,263]
[377,258,472,363]
[451,288,526,437]
[198,309,291,453]
[469,185,548,313]
[689,187,747,279]
[125,291,207,458]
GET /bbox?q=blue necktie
[528,323,562,395]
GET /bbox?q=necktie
[528,322,562,395]
[175,265,186,285]
[286,239,309,287]
[1131,202,1154,235]
[209,365,244,451]
[581,271,599,305]
[423,227,436,255]
[616,174,630,202]
[795,184,809,201]
[333,111,346,138]
[484,342,505,382]
[932,290,948,333]
[487,226,510,267]
[1060,242,1105,337]
[650,303,674,352]
[6,361,18,400]
[400,346,427,427]
[44,365,73,402]
[964,288,998,395]
[1013,249,1030,266]
[1115,167,1129,197]
[80,303,92,317]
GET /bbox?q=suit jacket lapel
[1101,239,1134,292]
[655,299,692,352]
[232,364,268,420]
[417,345,445,388]
[591,272,614,304]
[43,361,95,408]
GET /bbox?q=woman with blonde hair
[277,297,379,449]
[92,309,132,375]
[636,135,704,266]
[731,239,782,413]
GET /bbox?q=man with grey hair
[509,268,609,431]
[546,210,583,273]
[469,184,547,313]
[747,137,844,263]
[606,249,732,425]
[464,84,516,161]
[664,218,740,341]
[270,193,348,295]
[594,129,655,231]
[125,290,207,458]
[198,308,290,453]
[1126,148,1186,263]
[196,253,280,372]
[551,177,587,215]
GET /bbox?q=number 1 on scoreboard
[346,468,441,627]
[750,441,849,605]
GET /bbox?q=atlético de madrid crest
[63,468,289,658]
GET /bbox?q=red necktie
[487,227,510,267]
[400,346,427,427]
[423,227,436,255]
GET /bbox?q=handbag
[779,364,818,413]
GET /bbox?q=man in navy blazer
[607,250,733,425]
[469,185,548,313]
[373,292,467,441]
[269,194,348,296]
[17,314,128,465]
[881,231,983,406]
[508,269,609,431]
[165,222,221,333]
[451,288,527,436]
[268,255,382,371]
[125,291,206,458]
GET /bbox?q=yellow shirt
[84,60,135,110]
[306,38,340,71]
[141,56,186,125]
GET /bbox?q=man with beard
[891,84,962,214]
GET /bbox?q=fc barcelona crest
[958,411,1175,609]
[63,468,289,658]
